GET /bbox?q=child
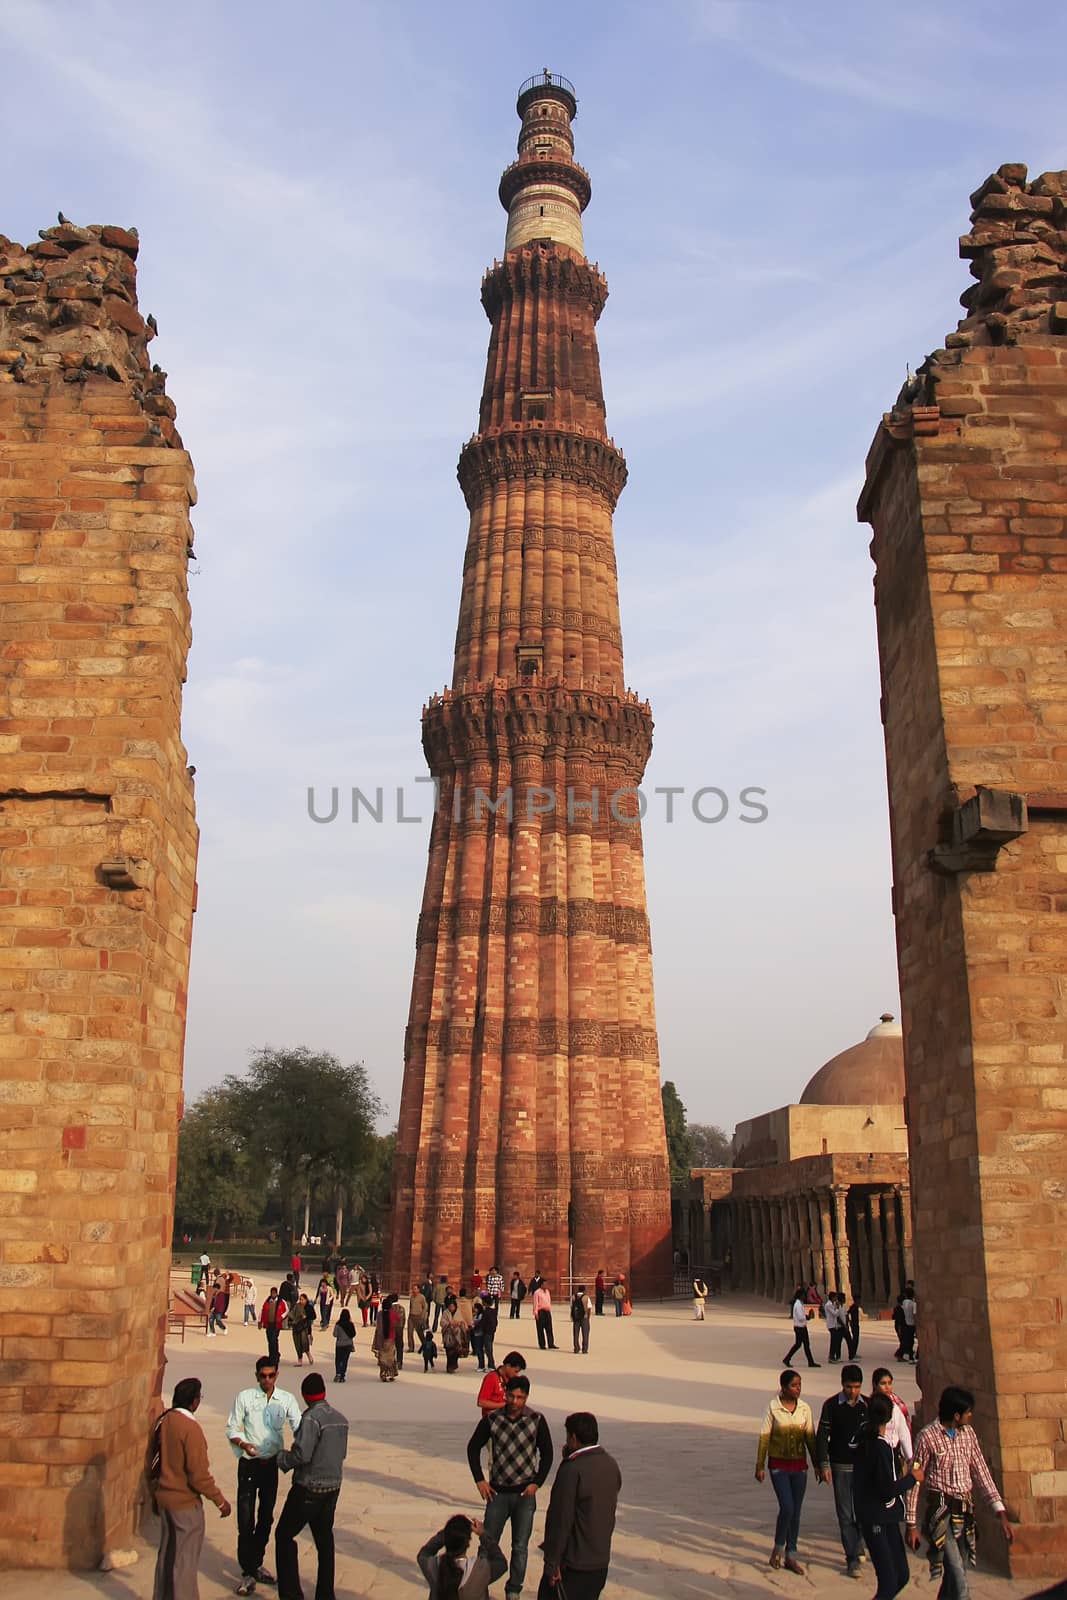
[420,1327,438,1372]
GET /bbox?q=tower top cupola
[500,70,590,257]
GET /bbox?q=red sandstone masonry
[387,81,672,1297]
[0,222,197,1567]
[859,165,1067,1577]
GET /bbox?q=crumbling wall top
[0,220,181,447]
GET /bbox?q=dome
[799,1014,905,1106]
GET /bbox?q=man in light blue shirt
[227,1355,302,1595]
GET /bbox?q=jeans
[334,1345,351,1381]
[845,1320,859,1359]
[237,1456,279,1578]
[614,1298,623,1316]
[572,1316,590,1353]
[862,1521,911,1600]
[266,1327,281,1367]
[536,1310,555,1349]
[899,1326,916,1360]
[208,1311,227,1333]
[432,1302,442,1330]
[484,1488,537,1596]
[510,1299,521,1319]
[275,1484,339,1600]
[784,1324,816,1366]
[594,1291,604,1315]
[472,1331,486,1369]
[831,1466,863,1564]
[483,1333,495,1370]
[769,1468,807,1555]
[937,1520,970,1600]
[244,1304,257,1325]
[828,1326,844,1361]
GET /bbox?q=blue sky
[3,1,1064,1132]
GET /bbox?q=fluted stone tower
[388,73,672,1295]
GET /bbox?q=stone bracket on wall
[98,856,151,891]
[928,786,1027,874]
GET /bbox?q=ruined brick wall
[0,222,197,1567]
[859,165,1067,1576]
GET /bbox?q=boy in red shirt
[476,1351,526,1416]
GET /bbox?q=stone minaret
[388,73,672,1295]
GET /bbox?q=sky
[2,0,1065,1133]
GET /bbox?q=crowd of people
[751,1277,1014,1600]
[164,1254,1021,1600]
[151,1334,624,1600]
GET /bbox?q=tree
[174,1087,262,1239]
[222,1047,383,1257]
[345,1129,396,1245]
[661,1080,694,1184]
[689,1122,732,1168]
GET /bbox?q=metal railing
[518,71,576,101]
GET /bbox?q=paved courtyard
[28,1291,1038,1598]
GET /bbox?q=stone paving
[24,1291,1039,1598]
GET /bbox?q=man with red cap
[275,1373,349,1600]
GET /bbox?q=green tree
[174,1087,262,1239]
[689,1122,732,1168]
[222,1047,383,1258]
[661,1080,694,1184]
[343,1128,396,1245]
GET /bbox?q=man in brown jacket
[539,1413,621,1600]
[152,1376,231,1600]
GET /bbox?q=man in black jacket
[538,1413,621,1600]
[816,1364,868,1578]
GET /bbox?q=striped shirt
[905,1420,1005,1525]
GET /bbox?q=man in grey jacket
[275,1373,349,1600]
[539,1413,621,1600]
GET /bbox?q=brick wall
[859,165,1067,1576]
[0,222,197,1566]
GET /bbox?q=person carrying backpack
[571,1285,592,1355]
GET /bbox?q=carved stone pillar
[770,1201,785,1303]
[761,1200,774,1298]
[783,1196,799,1292]
[882,1190,902,1296]
[832,1185,852,1301]
[751,1201,762,1296]
[818,1188,835,1291]
[806,1192,822,1287]
[868,1191,887,1305]
[899,1183,915,1286]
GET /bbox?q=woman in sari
[289,1293,315,1366]
[372,1293,399,1382]
[440,1294,466,1374]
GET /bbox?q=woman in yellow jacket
[755,1369,818,1572]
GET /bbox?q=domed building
[689,1016,913,1309]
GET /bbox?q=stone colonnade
[693,1175,913,1309]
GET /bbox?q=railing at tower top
[518,71,576,101]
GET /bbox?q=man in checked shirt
[905,1386,1012,1599]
